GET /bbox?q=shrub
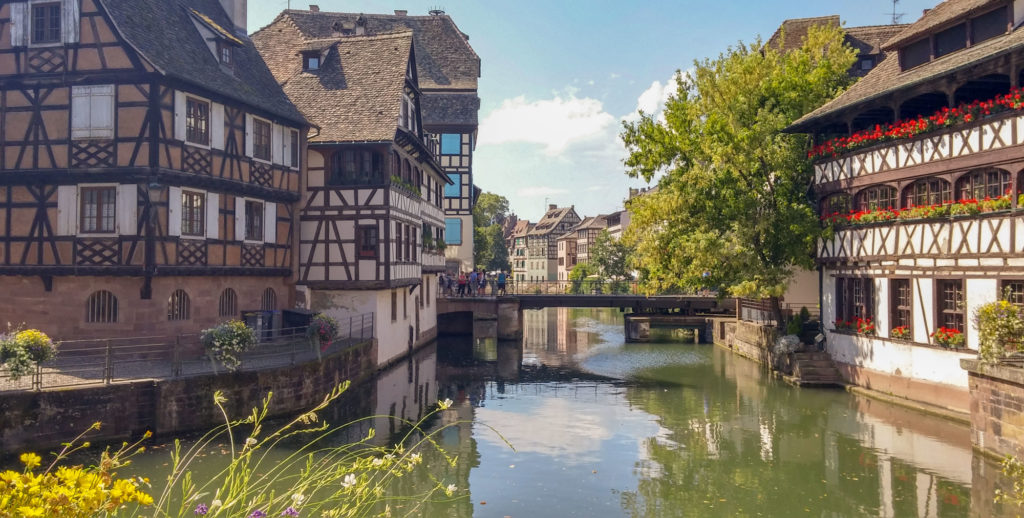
[977,299,1024,363]
[0,327,56,380]
[798,306,811,324]
[786,316,802,336]
[200,320,258,371]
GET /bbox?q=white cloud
[517,186,568,198]
[609,72,621,79]
[478,93,617,156]
[623,70,689,124]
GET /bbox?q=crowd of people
[438,270,509,297]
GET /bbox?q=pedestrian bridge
[436,294,736,342]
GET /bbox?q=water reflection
[112,308,1010,517]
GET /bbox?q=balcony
[814,110,1024,185]
[422,250,446,271]
[818,210,1024,264]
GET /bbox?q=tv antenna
[889,0,905,24]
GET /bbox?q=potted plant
[306,313,339,355]
[855,317,876,336]
[890,325,910,340]
[931,326,964,348]
[201,320,258,372]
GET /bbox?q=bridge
[437,294,736,343]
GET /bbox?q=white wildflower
[372,457,384,467]
[291,493,305,506]
[244,437,257,447]
[445,484,457,496]
[410,453,422,464]
[341,473,357,488]
[438,398,453,410]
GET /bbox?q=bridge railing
[738,298,820,325]
[438,279,723,297]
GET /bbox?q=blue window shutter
[441,134,461,155]
[444,173,460,198]
[445,218,462,245]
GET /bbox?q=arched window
[903,178,951,208]
[392,151,401,178]
[957,168,1010,200]
[856,186,898,211]
[402,159,412,183]
[261,288,277,311]
[218,288,238,318]
[85,290,118,323]
[168,289,191,321]
[821,193,851,216]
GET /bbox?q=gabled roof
[255,27,414,143]
[789,6,1024,131]
[580,215,608,230]
[511,220,532,237]
[883,0,1001,50]
[100,0,305,125]
[529,207,579,236]
[767,15,906,56]
[260,10,480,92]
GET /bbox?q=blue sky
[248,0,936,221]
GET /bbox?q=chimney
[309,4,320,12]
[548,204,557,211]
[218,0,247,33]
[394,10,408,16]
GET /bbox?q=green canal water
[120,308,1011,517]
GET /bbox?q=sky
[247,0,938,222]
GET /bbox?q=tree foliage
[620,25,857,299]
[591,230,632,281]
[473,192,512,271]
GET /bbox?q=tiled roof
[100,0,305,125]
[883,0,1001,50]
[529,207,578,236]
[254,26,413,143]
[767,15,907,56]
[263,10,480,92]
[790,19,1024,131]
[421,93,480,127]
[511,220,532,237]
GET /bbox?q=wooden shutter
[117,184,137,235]
[263,202,276,243]
[174,91,186,141]
[271,124,283,164]
[244,114,254,157]
[57,185,78,236]
[71,87,92,139]
[167,186,181,237]
[205,192,220,239]
[210,103,225,150]
[282,128,293,167]
[62,0,80,44]
[10,3,27,47]
[235,198,246,241]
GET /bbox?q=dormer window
[898,7,1009,71]
[934,23,966,58]
[218,41,232,65]
[302,52,320,71]
[972,7,1009,44]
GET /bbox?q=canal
[123,307,1009,517]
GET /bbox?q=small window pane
[186,98,210,146]
[80,187,117,234]
[181,191,205,236]
[32,3,61,44]
[219,288,238,317]
[245,200,264,241]
[441,134,461,155]
[168,289,191,321]
[253,119,271,161]
[85,290,118,324]
[261,288,277,311]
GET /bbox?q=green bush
[977,300,1024,363]
[785,316,802,336]
[201,320,258,371]
[0,327,56,380]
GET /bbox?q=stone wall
[712,318,777,366]
[961,359,1024,459]
[0,341,375,454]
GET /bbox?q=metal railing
[438,279,720,297]
[739,298,820,325]
[0,313,374,393]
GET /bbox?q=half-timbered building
[526,205,580,282]
[254,20,451,366]
[0,0,307,339]
[260,7,481,274]
[510,220,531,283]
[788,0,1024,412]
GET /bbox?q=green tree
[620,24,857,323]
[591,230,632,280]
[568,262,598,294]
[473,192,512,271]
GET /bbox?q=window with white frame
[71,85,114,140]
[9,0,79,47]
[253,118,271,161]
[79,186,116,234]
[185,97,211,146]
[181,190,205,237]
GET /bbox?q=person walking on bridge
[469,270,479,297]
[457,272,468,297]
[497,271,507,296]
